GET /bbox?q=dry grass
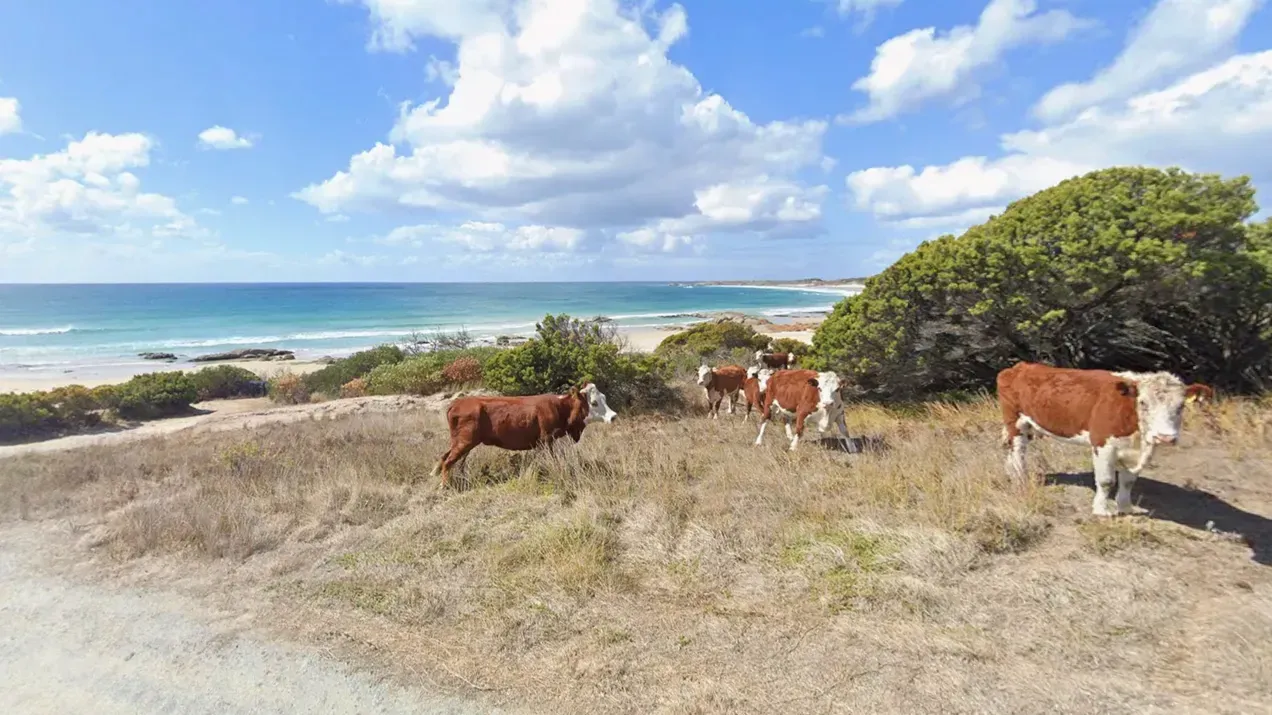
[2,393,1271,713]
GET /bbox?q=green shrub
[366,359,445,396]
[188,365,261,401]
[655,320,772,357]
[812,166,1272,397]
[269,373,310,405]
[484,314,681,411]
[302,345,404,395]
[111,371,198,419]
[768,337,812,358]
[0,392,60,441]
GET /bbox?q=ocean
[0,282,857,379]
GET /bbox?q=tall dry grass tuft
[2,390,1270,713]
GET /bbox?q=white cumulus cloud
[0,131,204,240]
[845,0,1090,123]
[1033,0,1263,122]
[847,49,1272,224]
[298,0,830,253]
[0,97,20,135]
[197,125,254,150]
[230,195,249,205]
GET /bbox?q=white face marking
[815,371,842,409]
[1116,371,1188,445]
[756,368,774,393]
[696,364,711,386]
[581,383,617,423]
[746,365,759,379]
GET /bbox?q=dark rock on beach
[190,348,296,363]
[138,352,178,361]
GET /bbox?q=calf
[430,383,617,488]
[755,350,796,370]
[997,361,1212,516]
[740,366,771,422]
[697,363,747,419]
[754,368,854,451]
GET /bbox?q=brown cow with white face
[755,350,796,370]
[697,363,747,419]
[754,368,855,451]
[997,362,1213,516]
[739,365,770,422]
[430,383,617,488]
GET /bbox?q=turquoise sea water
[0,283,855,377]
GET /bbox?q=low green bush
[484,314,682,412]
[188,365,261,401]
[111,371,198,419]
[768,337,812,358]
[366,359,445,396]
[655,320,771,358]
[302,345,404,395]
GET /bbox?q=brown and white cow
[697,363,747,418]
[997,361,1213,516]
[739,365,771,422]
[755,350,796,370]
[430,383,617,488]
[754,368,855,451]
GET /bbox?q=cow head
[696,363,713,387]
[810,371,844,410]
[1114,371,1213,446]
[580,382,618,424]
[746,365,760,380]
[756,368,775,394]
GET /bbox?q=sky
[1,0,1270,283]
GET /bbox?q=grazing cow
[697,363,747,418]
[754,368,855,451]
[997,362,1213,516]
[430,383,617,488]
[755,350,797,370]
[740,366,771,422]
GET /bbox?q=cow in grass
[997,362,1213,516]
[739,366,770,422]
[754,368,855,452]
[430,383,618,488]
[697,363,747,419]
[755,350,796,370]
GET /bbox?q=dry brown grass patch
[2,390,1271,713]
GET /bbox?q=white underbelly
[1017,414,1092,446]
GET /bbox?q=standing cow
[754,368,855,452]
[997,361,1213,516]
[431,383,618,488]
[697,363,747,419]
[740,366,771,422]
[755,350,796,370]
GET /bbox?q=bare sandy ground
[0,524,500,715]
[0,394,455,459]
[0,360,327,394]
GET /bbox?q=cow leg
[437,441,477,489]
[789,412,807,451]
[755,419,768,446]
[1127,438,1155,474]
[1006,431,1028,480]
[727,390,737,414]
[783,418,794,442]
[1113,450,1145,515]
[1091,443,1119,517]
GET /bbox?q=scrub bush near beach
[484,314,681,411]
[655,319,771,357]
[366,359,445,396]
[811,166,1272,399]
[187,365,261,401]
[301,345,405,395]
[106,372,199,419]
[268,373,310,405]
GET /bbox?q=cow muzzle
[1150,434,1178,446]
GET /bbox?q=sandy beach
[0,360,329,394]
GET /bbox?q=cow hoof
[1091,503,1118,517]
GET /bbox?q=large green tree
[812,166,1272,398]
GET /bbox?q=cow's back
[713,364,747,390]
[448,394,561,450]
[998,362,1135,441]
[765,369,820,411]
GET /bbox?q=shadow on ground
[1047,471,1271,566]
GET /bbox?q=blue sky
[1,0,1270,283]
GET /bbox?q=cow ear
[1115,380,1134,397]
[807,378,819,388]
[1185,384,1214,404]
